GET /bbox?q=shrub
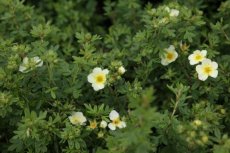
[0,0,230,153]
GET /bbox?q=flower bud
[118,66,126,75]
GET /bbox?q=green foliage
[0,0,230,153]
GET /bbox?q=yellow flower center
[195,54,202,61]
[113,118,121,126]
[95,74,105,84]
[89,120,97,129]
[203,66,212,74]
[166,52,174,60]
[71,116,80,124]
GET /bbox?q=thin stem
[164,89,182,134]
[170,89,182,119]
[222,29,229,41]
[47,63,55,86]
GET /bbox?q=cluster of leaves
[0,0,230,153]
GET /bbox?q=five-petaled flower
[188,50,207,65]
[68,112,87,125]
[196,59,218,81]
[108,110,126,130]
[19,56,43,73]
[87,67,109,91]
[160,45,178,66]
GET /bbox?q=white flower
[118,66,126,75]
[165,7,179,17]
[87,67,109,91]
[169,9,179,17]
[100,120,107,128]
[108,110,126,130]
[188,50,207,65]
[160,45,178,66]
[196,59,218,81]
[68,112,87,125]
[19,56,43,73]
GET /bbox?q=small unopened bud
[89,120,97,129]
[180,41,190,52]
[201,135,209,143]
[118,66,126,75]
[100,120,107,128]
[193,119,202,126]
[26,128,31,137]
[220,109,226,114]
[97,131,104,138]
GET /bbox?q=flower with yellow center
[160,45,178,66]
[87,67,109,91]
[68,112,87,125]
[89,120,97,129]
[196,59,218,81]
[108,110,126,130]
[188,50,207,65]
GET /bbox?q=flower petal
[121,121,126,128]
[87,73,95,83]
[117,121,126,129]
[211,61,218,69]
[188,54,194,61]
[37,60,43,67]
[23,57,29,64]
[189,58,198,65]
[93,67,102,73]
[68,116,75,124]
[19,65,27,73]
[71,112,87,125]
[161,59,169,66]
[168,45,175,51]
[72,112,83,118]
[198,73,208,81]
[33,56,40,62]
[201,59,211,64]
[92,83,104,91]
[108,123,116,130]
[174,51,178,60]
[103,69,109,75]
[196,65,203,74]
[210,70,218,78]
[193,50,200,54]
[109,110,119,121]
[201,50,207,56]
